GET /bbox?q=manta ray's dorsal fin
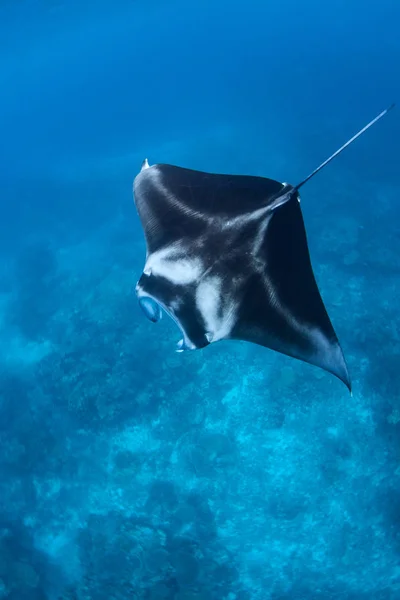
[294,103,395,192]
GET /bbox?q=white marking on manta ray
[195,276,237,342]
[170,298,183,312]
[252,214,272,261]
[219,187,295,232]
[220,207,270,231]
[140,165,210,223]
[145,244,204,285]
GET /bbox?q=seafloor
[1,124,400,600]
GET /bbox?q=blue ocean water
[1,1,400,598]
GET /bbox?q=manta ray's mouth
[136,284,196,352]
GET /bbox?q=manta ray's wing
[133,162,350,390]
[133,160,284,253]
[228,191,351,389]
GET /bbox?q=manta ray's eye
[138,297,162,323]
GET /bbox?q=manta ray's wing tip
[331,351,352,394]
[343,373,352,395]
[141,158,151,171]
[319,335,352,393]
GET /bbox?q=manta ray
[132,105,394,392]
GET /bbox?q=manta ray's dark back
[132,105,395,392]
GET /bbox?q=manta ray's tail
[294,103,395,192]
